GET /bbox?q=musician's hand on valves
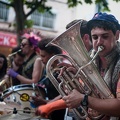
[7,68,19,78]
[62,89,84,109]
[57,62,72,68]
[58,63,77,76]
[66,66,77,74]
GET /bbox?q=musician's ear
[82,34,89,44]
[115,30,120,41]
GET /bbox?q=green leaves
[95,0,110,11]
[37,5,51,13]
[25,20,33,28]
[67,0,110,11]
[84,0,92,4]
[67,0,82,7]
[113,0,120,2]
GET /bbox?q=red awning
[0,31,17,47]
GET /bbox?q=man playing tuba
[63,12,120,120]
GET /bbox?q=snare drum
[0,84,46,119]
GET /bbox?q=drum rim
[2,84,46,99]
[2,84,37,97]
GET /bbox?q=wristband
[81,94,88,107]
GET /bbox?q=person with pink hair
[7,31,44,84]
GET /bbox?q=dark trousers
[50,109,66,120]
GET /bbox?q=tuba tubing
[46,20,114,119]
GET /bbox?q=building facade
[0,0,120,56]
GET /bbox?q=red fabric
[37,99,67,118]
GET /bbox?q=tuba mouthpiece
[98,46,104,52]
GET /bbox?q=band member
[0,53,7,93]
[63,12,120,120]
[33,38,66,120]
[0,54,7,80]
[10,46,25,85]
[7,32,44,84]
[34,13,120,120]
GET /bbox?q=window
[0,3,9,21]
[31,10,56,29]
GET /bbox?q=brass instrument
[46,20,114,119]
[0,49,21,89]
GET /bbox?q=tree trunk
[13,0,26,44]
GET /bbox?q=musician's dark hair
[66,19,91,39]
[38,38,62,55]
[87,12,120,33]
[0,53,7,79]
[12,46,25,57]
[88,20,117,35]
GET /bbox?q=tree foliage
[67,0,120,11]
[0,0,119,43]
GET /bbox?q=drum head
[0,84,46,120]
[0,102,20,111]
[0,113,35,120]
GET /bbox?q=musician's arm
[16,58,44,84]
[63,86,120,116]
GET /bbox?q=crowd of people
[0,12,120,120]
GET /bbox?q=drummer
[33,38,66,120]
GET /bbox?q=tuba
[0,49,21,89]
[46,20,114,119]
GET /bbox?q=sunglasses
[20,43,29,47]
